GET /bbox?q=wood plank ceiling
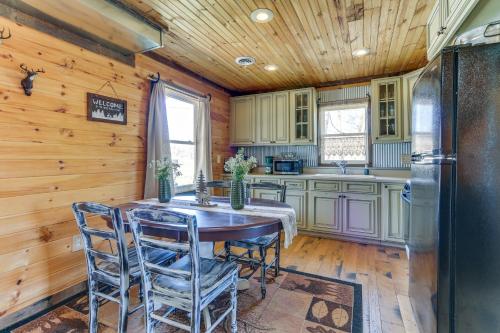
[122,0,434,93]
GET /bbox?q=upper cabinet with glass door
[371,77,402,142]
[290,88,317,144]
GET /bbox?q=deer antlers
[20,63,45,75]
[0,26,11,41]
[20,63,45,96]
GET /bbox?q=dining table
[114,196,290,254]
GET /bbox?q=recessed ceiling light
[250,8,274,23]
[264,64,278,71]
[352,48,370,57]
[235,56,256,66]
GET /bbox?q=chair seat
[98,247,176,278]
[153,256,238,298]
[229,232,279,250]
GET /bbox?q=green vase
[158,178,172,203]
[230,180,245,210]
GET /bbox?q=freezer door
[454,43,500,332]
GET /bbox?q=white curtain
[144,81,172,199]
[195,96,213,180]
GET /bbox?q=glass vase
[230,180,245,210]
[158,178,172,203]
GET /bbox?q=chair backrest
[206,180,231,189]
[247,182,287,203]
[72,202,130,287]
[126,208,201,301]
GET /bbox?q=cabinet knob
[385,185,388,188]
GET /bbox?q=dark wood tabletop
[115,196,290,242]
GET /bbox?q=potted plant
[224,149,257,210]
[149,158,182,203]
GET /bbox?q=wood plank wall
[0,16,231,318]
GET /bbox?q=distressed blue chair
[72,202,176,333]
[126,208,238,333]
[225,182,286,298]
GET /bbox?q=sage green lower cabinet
[381,183,406,243]
[342,194,380,239]
[307,191,342,233]
[285,191,307,230]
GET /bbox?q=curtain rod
[148,72,211,101]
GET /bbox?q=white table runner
[133,198,297,248]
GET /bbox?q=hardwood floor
[258,234,418,333]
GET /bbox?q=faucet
[335,160,348,175]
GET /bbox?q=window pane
[322,107,366,135]
[166,97,194,142]
[170,143,195,187]
[320,104,368,163]
[322,135,366,162]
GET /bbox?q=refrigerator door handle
[411,152,456,165]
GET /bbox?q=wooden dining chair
[225,182,286,298]
[72,202,177,333]
[206,180,231,197]
[126,208,239,333]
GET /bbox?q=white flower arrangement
[224,148,257,181]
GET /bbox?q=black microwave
[273,159,304,175]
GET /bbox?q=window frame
[165,89,199,193]
[318,101,371,166]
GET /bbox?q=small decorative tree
[195,170,211,206]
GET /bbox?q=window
[166,95,196,192]
[319,102,369,164]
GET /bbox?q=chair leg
[191,303,202,333]
[224,241,231,261]
[88,281,99,333]
[259,246,267,299]
[202,307,212,330]
[274,233,281,277]
[230,274,238,333]
[144,292,155,333]
[118,290,129,333]
[138,280,144,303]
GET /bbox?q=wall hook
[0,26,11,44]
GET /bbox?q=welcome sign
[87,93,127,125]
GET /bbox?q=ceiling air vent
[235,56,256,66]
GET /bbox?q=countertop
[239,173,408,184]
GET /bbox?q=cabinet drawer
[253,177,280,185]
[281,179,307,191]
[342,181,379,194]
[309,180,341,192]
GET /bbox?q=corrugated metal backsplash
[237,85,411,169]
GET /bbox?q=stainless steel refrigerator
[408,29,500,332]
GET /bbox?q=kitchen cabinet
[289,88,316,144]
[371,77,402,142]
[230,95,255,145]
[255,92,290,144]
[255,93,273,144]
[426,0,479,60]
[381,183,407,243]
[243,175,407,247]
[402,68,423,141]
[253,188,282,201]
[286,191,307,230]
[273,91,290,144]
[308,191,342,232]
[342,194,380,239]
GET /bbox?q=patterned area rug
[10,268,362,333]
